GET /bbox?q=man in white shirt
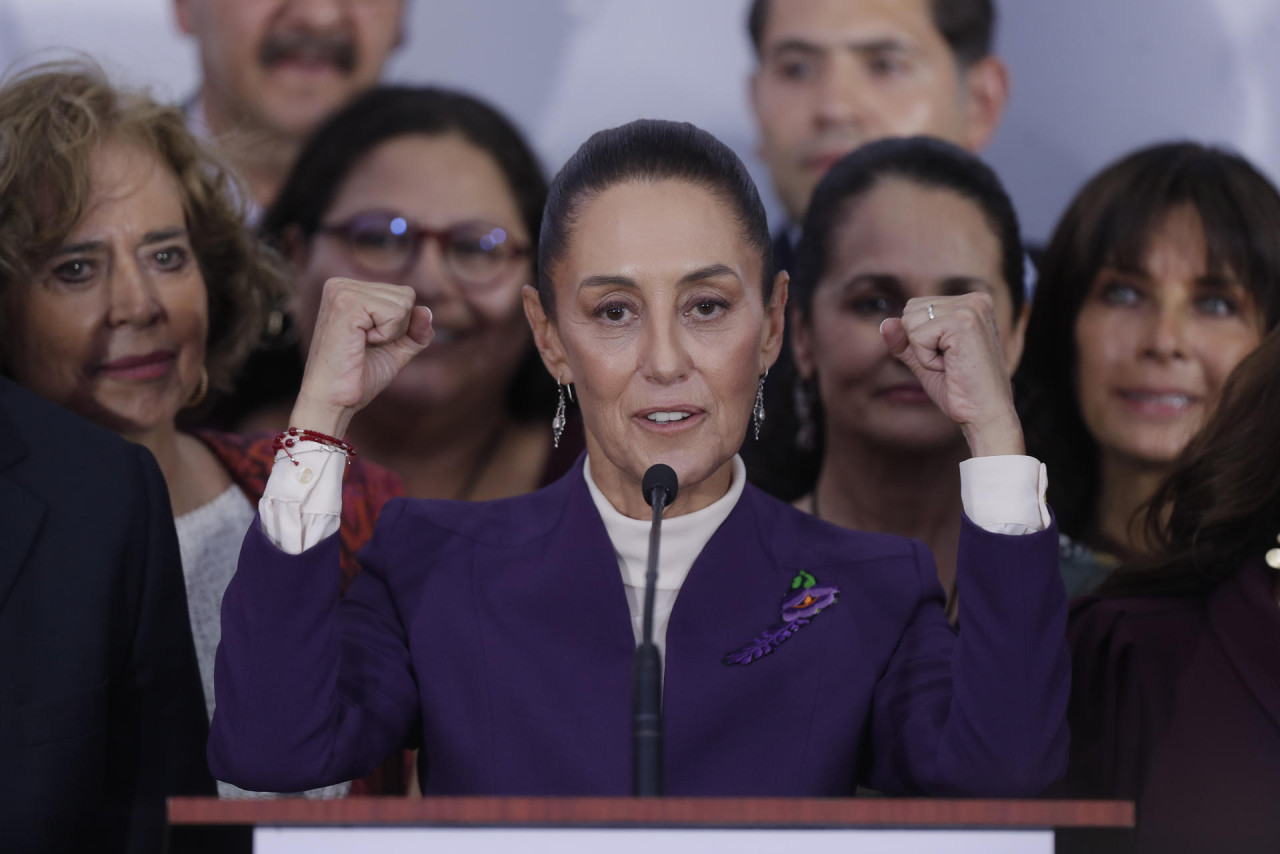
[175,0,405,221]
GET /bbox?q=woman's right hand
[289,278,434,437]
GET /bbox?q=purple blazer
[210,458,1068,796]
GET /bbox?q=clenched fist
[878,292,1024,457]
[290,278,435,437]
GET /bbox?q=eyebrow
[577,264,740,291]
[1101,264,1242,289]
[51,227,189,257]
[842,273,998,295]
[768,37,913,59]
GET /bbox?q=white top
[584,455,747,659]
[257,444,1050,655]
[176,482,349,801]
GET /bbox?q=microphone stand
[632,469,672,796]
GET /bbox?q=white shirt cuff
[258,441,346,554]
[959,455,1050,535]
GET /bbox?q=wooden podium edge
[168,796,1134,829]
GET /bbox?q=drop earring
[553,376,573,448]
[752,370,768,441]
[1266,533,1280,570]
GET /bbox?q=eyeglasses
[317,211,530,286]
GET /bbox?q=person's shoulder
[377,464,575,549]
[1068,589,1205,662]
[0,378,148,474]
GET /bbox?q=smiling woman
[256,85,571,501]
[209,118,1071,801]
[0,60,409,798]
[1015,142,1280,595]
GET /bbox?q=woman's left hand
[879,293,1024,457]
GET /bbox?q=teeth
[1123,392,1192,408]
[646,411,690,423]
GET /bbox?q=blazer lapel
[0,403,45,615]
[662,487,835,794]
[476,462,637,793]
[1207,558,1280,734]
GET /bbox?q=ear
[760,270,789,372]
[174,0,197,35]
[1003,299,1030,375]
[958,55,1009,152]
[522,284,572,384]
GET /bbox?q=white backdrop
[3,0,1278,243]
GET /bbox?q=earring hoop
[184,366,209,409]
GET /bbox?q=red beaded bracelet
[271,427,357,466]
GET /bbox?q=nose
[639,313,692,385]
[1139,301,1187,362]
[813,56,870,131]
[402,238,465,305]
[106,264,163,329]
[280,0,345,29]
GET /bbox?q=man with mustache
[743,0,1010,498]
[176,0,405,220]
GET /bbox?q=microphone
[632,464,677,796]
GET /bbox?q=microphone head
[642,464,679,508]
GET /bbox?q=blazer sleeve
[209,500,420,793]
[864,516,1069,796]
[114,445,215,852]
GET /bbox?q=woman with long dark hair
[1015,143,1280,595]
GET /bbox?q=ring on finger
[926,303,936,321]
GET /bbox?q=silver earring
[794,376,816,452]
[752,370,768,441]
[553,376,568,449]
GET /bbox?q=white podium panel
[256,826,1055,854]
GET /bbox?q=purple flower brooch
[723,570,840,665]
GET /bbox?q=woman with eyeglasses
[258,86,580,500]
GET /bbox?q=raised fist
[878,292,1024,457]
[290,277,435,437]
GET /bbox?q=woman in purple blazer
[209,120,1068,797]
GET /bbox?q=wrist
[289,395,352,438]
[961,415,1025,458]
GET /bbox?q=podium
[168,797,1134,854]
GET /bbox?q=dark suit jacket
[1065,559,1280,853]
[0,378,214,852]
[210,456,1068,797]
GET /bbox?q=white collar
[583,455,747,590]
